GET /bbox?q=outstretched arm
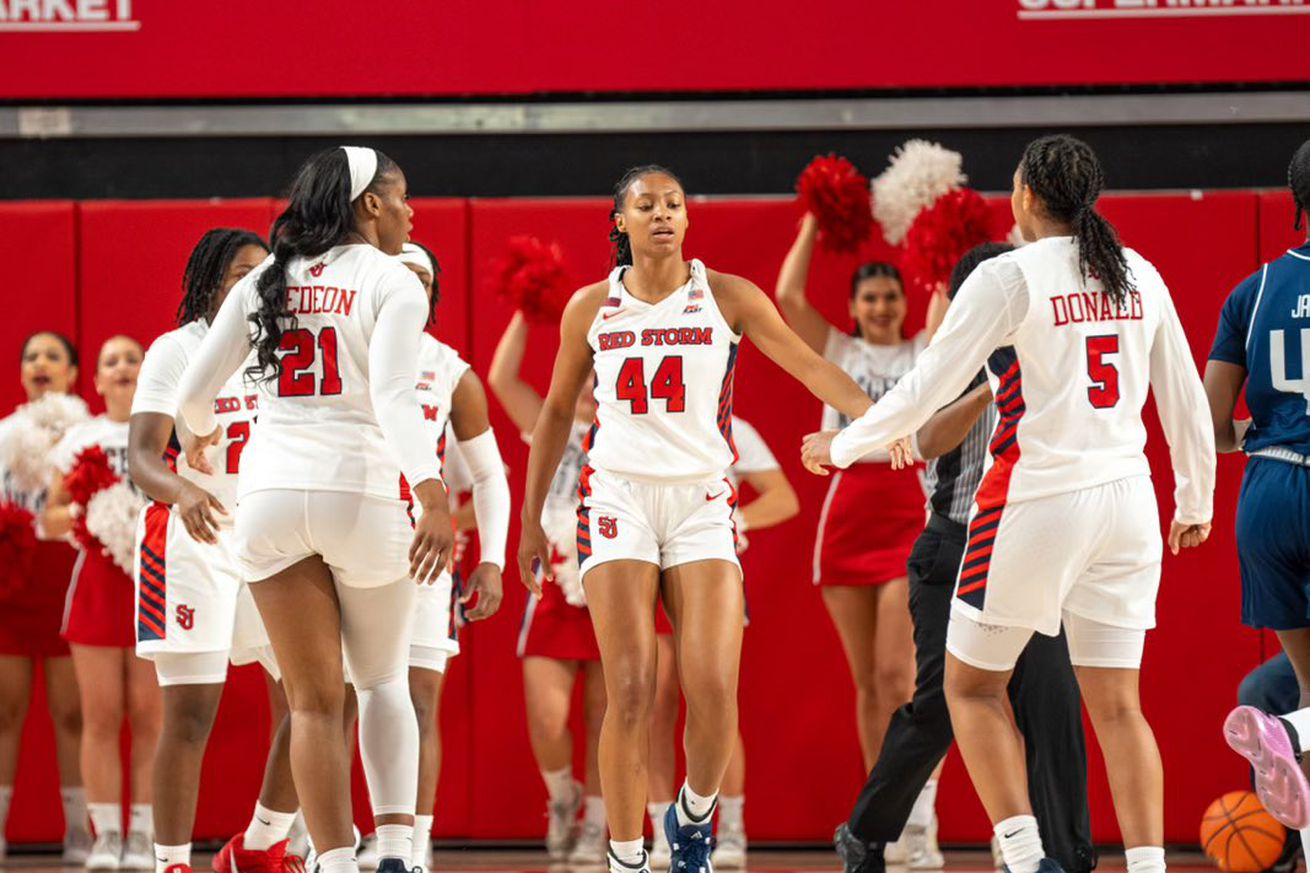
[488,311,546,435]
[774,214,836,353]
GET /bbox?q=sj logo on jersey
[176,604,195,631]
[597,516,618,539]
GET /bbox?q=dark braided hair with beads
[608,164,684,268]
[177,229,268,327]
[1019,135,1132,305]
[1289,139,1310,234]
[248,147,397,384]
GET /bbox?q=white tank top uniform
[131,321,274,680]
[178,245,443,589]
[578,259,743,578]
[827,237,1215,671]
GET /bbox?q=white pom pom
[84,482,146,576]
[871,140,968,246]
[1,394,91,493]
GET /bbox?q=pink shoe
[1225,705,1310,828]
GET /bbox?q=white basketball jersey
[585,259,741,484]
[132,321,259,519]
[414,334,471,474]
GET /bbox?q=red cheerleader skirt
[517,579,601,662]
[61,547,136,648]
[0,540,77,658]
[812,461,928,587]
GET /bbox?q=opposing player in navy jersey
[1211,140,1310,838]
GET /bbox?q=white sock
[316,846,358,873]
[374,824,413,862]
[609,838,645,866]
[154,843,191,873]
[90,803,122,836]
[1281,708,1310,754]
[676,783,717,826]
[994,815,1044,873]
[908,780,938,830]
[130,803,152,836]
[0,786,12,828]
[717,796,744,832]
[1300,828,1310,867]
[62,787,89,833]
[648,803,671,846]
[411,815,433,870]
[584,796,606,829]
[244,803,297,851]
[1125,846,1166,873]
[542,767,576,804]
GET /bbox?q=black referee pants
[846,514,1095,873]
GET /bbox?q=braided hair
[248,147,398,384]
[1019,135,1132,305]
[178,229,268,326]
[609,164,684,267]
[409,240,442,326]
[1289,139,1310,233]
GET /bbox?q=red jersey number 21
[278,327,343,397]
[1086,334,1120,409]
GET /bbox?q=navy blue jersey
[1210,241,1310,455]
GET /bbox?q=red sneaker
[214,836,305,873]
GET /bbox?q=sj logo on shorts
[176,604,195,631]
[597,516,618,539]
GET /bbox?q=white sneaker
[546,780,583,861]
[710,825,746,869]
[885,833,908,866]
[357,833,380,871]
[567,819,607,865]
[904,817,944,871]
[649,828,672,870]
[64,825,95,865]
[608,849,652,873]
[85,831,122,871]
[120,831,153,871]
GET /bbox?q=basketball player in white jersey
[176,147,459,873]
[127,228,310,873]
[518,165,872,873]
[396,241,509,873]
[804,136,1215,873]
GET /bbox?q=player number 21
[278,327,343,398]
[1086,334,1120,409]
[616,357,686,415]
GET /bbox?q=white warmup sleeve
[132,335,188,418]
[456,427,510,570]
[369,275,444,490]
[829,260,1029,468]
[179,283,255,437]
[1148,281,1217,524]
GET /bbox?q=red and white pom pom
[0,394,90,493]
[796,154,875,253]
[84,482,146,576]
[900,189,999,297]
[871,140,967,246]
[0,502,37,599]
[489,236,573,324]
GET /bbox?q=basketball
[1202,791,1286,873]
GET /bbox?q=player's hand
[409,480,454,584]
[1168,519,1212,555]
[887,436,914,470]
[461,561,503,622]
[180,426,221,475]
[517,520,551,597]
[801,430,838,476]
[175,480,226,545]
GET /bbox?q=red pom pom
[0,502,37,599]
[65,446,119,553]
[489,236,573,324]
[796,154,875,254]
[900,189,998,296]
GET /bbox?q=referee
[835,243,1095,873]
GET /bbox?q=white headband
[341,146,378,201]
[397,243,436,276]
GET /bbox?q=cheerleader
[646,416,799,869]
[44,335,160,871]
[0,331,92,863]
[488,309,607,864]
[775,212,944,776]
[518,165,870,873]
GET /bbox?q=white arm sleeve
[132,334,187,418]
[369,276,443,490]
[179,283,254,436]
[456,428,510,570]
[830,260,1028,468]
[1148,280,1217,524]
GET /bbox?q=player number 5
[1086,334,1120,409]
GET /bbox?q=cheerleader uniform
[51,416,137,649]
[518,422,601,662]
[813,329,928,587]
[0,408,79,657]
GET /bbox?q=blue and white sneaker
[664,802,713,873]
